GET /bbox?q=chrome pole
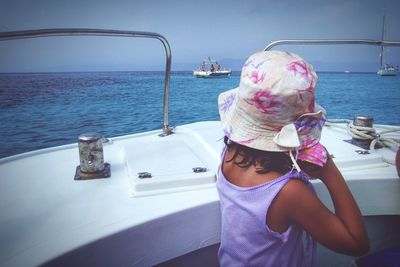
[264,39,400,51]
[0,28,173,136]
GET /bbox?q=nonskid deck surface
[0,121,399,266]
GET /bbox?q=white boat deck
[0,121,399,267]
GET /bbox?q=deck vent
[75,132,111,180]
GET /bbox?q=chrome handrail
[0,28,173,136]
[264,39,400,51]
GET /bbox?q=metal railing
[264,39,400,51]
[0,28,173,136]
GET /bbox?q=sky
[0,0,399,72]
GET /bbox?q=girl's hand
[298,157,328,180]
[297,144,329,179]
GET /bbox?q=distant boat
[377,64,398,76]
[344,70,351,73]
[193,57,231,78]
[378,12,398,76]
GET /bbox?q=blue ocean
[0,71,399,159]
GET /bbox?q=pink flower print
[313,143,327,156]
[243,58,268,84]
[288,60,316,92]
[219,92,235,113]
[298,143,328,167]
[252,89,281,114]
[248,70,266,84]
[300,136,317,148]
[287,60,309,79]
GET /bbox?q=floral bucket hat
[218,50,327,169]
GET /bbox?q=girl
[217,51,369,266]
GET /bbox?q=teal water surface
[0,71,399,158]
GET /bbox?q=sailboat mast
[380,12,385,68]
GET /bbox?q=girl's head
[218,51,327,169]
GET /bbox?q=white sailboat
[0,30,400,267]
[377,13,398,76]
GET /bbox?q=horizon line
[0,70,379,75]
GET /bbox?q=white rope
[326,119,400,165]
[347,123,377,140]
[289,150,301,172]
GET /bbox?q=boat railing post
[155,34,174,137]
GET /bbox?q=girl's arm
[279,155,369,256]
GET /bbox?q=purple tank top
[217,147,316,267]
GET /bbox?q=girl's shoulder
[279,171,316,201]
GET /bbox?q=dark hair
[224,136,293,174]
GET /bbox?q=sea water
[0,71,399,158]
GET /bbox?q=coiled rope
[325,119,400,165]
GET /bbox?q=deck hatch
[124,131,218,197]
